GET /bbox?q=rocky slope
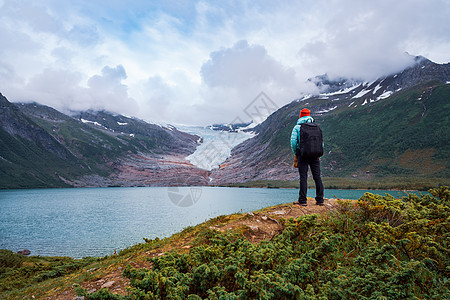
[211,57,450,184]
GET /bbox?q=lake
[0,187,417,258]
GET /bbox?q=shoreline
[0,188,424,259]
[2,176,448,191]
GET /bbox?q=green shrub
[0,250,23,269]
[77,187,450,299]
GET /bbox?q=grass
[222,176,450,191]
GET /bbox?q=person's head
[299,108,310,118]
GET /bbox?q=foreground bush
[0,254,101,294]
[80,187,450,299]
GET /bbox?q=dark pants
[298,156,324,204]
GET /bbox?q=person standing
[290,108,324,206]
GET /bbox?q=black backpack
[298,122,323,158]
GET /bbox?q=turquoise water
[0,187,417,258]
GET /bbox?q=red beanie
[299,108,310,118]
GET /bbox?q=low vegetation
[0,252,102,297]
[1,187,449,299]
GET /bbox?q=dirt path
[211,198,339,243]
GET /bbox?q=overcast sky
[1,0,449,125]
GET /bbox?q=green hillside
[0,103,129,189]
[21,106,141,170]
[0,98,90,189]
[74,111,195,155]
[0,127,82,188]
[256,82,449,179]
[321,82,449,177]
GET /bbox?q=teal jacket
[290,116,314,154]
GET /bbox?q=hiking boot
[315,202,324,206]
[293,201,307,206]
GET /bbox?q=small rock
[87,289,97,293]
[182,245,191,249]
[272,210,285,215]
[17,249,31,256]
[101,281,115,288]
[249,225,259,231]
[261,216,268,221]
[247,212,255,216]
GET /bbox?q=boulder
[17,249,31,256]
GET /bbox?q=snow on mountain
[207,121,258,133]
[317,106,338,114]
[237,121,259,132]
[321,84,361,97]
[352,88,372,99]
[81,118,104,127]
[377,91,393,100]
[304,55,450,116]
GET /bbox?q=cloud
[68,25,100,46]
[136,70,204,125]
[85,65,138,114]
[0,0,448,126]
[8,65,138,117]
[0,0,62,34]
[201,40,296,89]
[297,0,450,80]
[198,40,315,124]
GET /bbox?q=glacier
[176,125,255,171]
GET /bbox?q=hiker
[290,108,324,206]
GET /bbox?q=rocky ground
[67,153,211,187]
[110,153,211,186]
[210,149,297,184]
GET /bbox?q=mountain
[0,97,207,188]
[211,57,450,184]
[208,121,258,133]
[1,56,449,189]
